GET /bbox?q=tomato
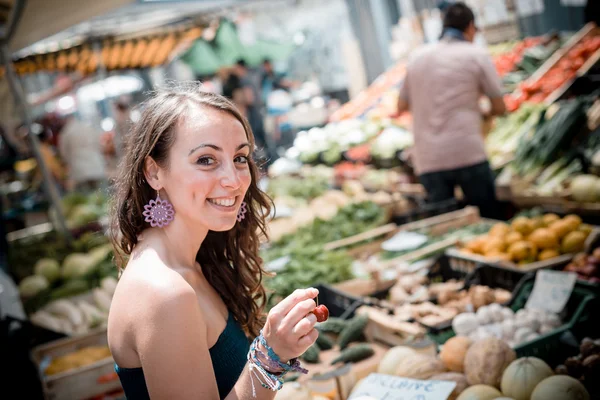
[313,305,329,322]
[530,93,546,103]
[572,57,585,70]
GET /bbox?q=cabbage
[19,275,49,297]
[571,175,600,202]
[88,244,113,266]
[62,253,98,279]
[34,258,61,283]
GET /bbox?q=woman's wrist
[256,342,286,373]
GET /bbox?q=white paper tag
[348,373,456,400]
[515,0,545,17]
[525,270,577,313]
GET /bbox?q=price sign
[348,373,456,400]
[525,270,577,313]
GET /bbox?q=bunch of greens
[267,175,329,201]
[264,201,387,260]
[264,246,353,306]
[262,201,387,307]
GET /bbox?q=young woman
[107,86,319,399]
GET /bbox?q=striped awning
[10,26,202,75]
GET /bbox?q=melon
[394,353,447,379]
[440,336,472,372]
[430,372,468,400]
[456,385,502,400]
[530,375,590,400]
[500,357,553,400]
[463,337,516,388]
[377,346,417,375]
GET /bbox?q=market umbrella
[180,39,222,76]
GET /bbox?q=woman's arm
[136,286,221,399]
[226,288,319,399]
[137,286,319,400]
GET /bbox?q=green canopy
[180,19,295,75]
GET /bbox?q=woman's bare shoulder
[108,252,204,360]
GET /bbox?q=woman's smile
[207,196,239,211]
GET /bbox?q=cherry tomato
[313,305,329,322]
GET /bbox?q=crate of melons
[445,213,598,274]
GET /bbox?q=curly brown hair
[110,85,271,337]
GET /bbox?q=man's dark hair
[262,58,272,65]
[236,59,247,68]
[443,2,475,33]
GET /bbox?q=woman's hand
[261,288,319,363]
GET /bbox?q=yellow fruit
[511,217,535,236]
[531,217,545,231]
[508,241,538,261]
[548,220,572,239]
[505,231,524,246]
[578,223,593,237]
[483,237,506,254]
[542,213,560,226]
[465,236,487,254]
[489,223,510,238]
[528,228,559,250]
[563,214,582,228]
[561,231,587,254]
[538,248,560,261]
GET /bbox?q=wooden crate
[445,247,573,275]
[31,329,121,400]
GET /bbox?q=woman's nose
[220,162,242,189]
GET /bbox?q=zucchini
[330,344,374,365]
[316,317,347,334]
[315,331,335,350]
[301,343,321,364]
[338,314,369,350]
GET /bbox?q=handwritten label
[348,374,456,400]
[525,270,577,313]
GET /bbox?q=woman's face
[158,105,252,232]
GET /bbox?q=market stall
[4,2,600,400]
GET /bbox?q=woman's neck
[141,217,209,269]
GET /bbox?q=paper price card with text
[348,373,456,400]
[525,270,577,314]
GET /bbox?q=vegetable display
[517,35,600,104]
[563,247,600,284]
[459,215,592,266]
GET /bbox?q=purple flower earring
[237,201,247,222]
[143,190,175,227]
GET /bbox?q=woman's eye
[235,155,249,164]
[197,156,216,166]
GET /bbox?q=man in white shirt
[58,115,106,191]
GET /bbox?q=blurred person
[58,114,106,192]
[260,59,298,104]
[34,122,67,189]
[107,86,319,399]
[396,2,505,219]
[228,60,273,165]
[113,99,133,161]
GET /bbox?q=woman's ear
[143,157,161,191]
